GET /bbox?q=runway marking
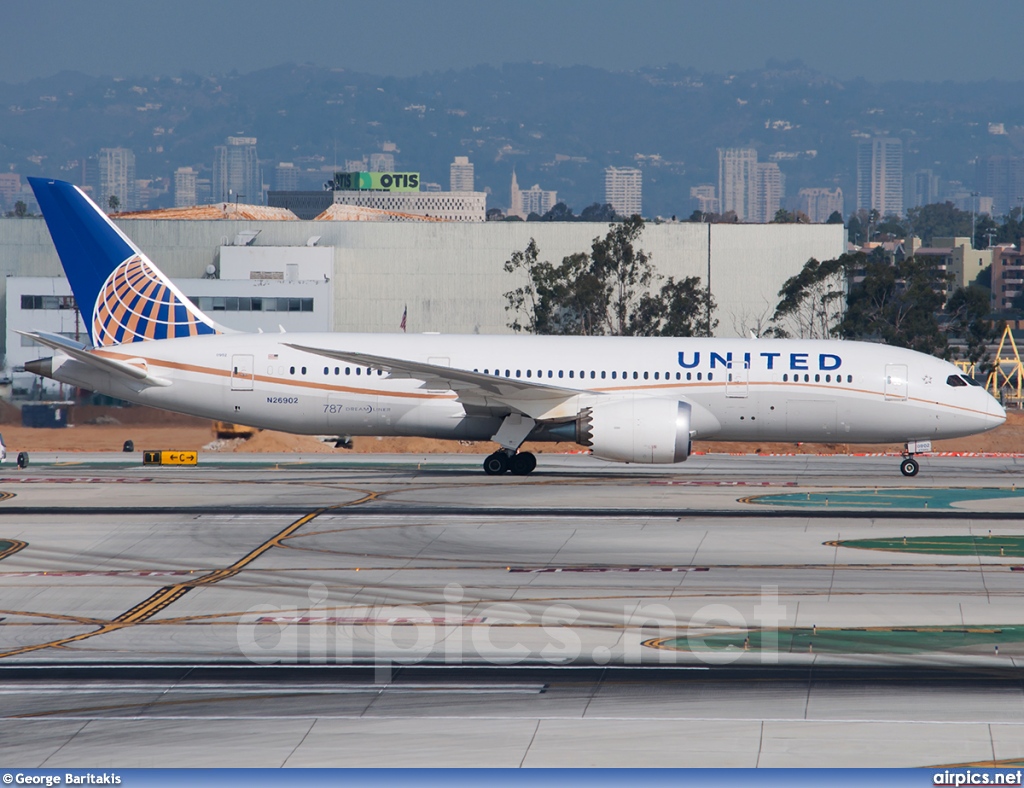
[508,566,709,574]
[0,538,26,561]
[0,491,380,660]
[828,535,1024,558]
[744,487,1024,510]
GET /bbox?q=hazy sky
[2,0,1016,84]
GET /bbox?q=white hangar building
[0,216,844,363]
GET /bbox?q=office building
[977,155,1024,217]
[213,136,261,204]
[509,170,557,219]
[718,148,758,221]
[689,185,718,215]
[97,147,137,212]
[796,188,844,223]
[754,162,783,223]
[908,169,940,211]
[450,157,474,192]
[856,137,903,217]
[274,163,300,193]
[173,167,197,208]
[604,167,642,217]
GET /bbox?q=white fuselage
[39,333,1005,447]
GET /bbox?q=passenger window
[643,371,649,380]
[505,369,510,377]
[289,366,295,375]
[708,373,713,381]
[783,374,788,382]
[654,372,659,380]
[814,374,820,382]
[334,367,340,375]
[345,367,350,375]
[356,368,361,375]
[590,371,596,379]
[686,372,692,381]
[611,371,617,379]
[847,375,852,383]
[676,372,681,380]
[946,374,967,387]
[601,371,606,379]
[526,370,532,378]
[301,367,307,375]
[803,374,809,382]
[825,374,831,382]
[697,372,702,381]
[558,370,563,378]
[633,371,638,380]
[323,367,329,375]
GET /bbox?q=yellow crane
[986,324,1024,407]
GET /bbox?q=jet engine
[576,397,692,464]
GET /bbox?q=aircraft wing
[17,330,171,387]
[284,343,584,419]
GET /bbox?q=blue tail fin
[28,178,221,346]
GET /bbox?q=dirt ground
[0,403,1021,456]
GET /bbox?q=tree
[503,218,716,336]
[13,200,27,218]
[769,255,848,338]
[826,210,844,224]
[838,256,949,356]
[579,202,618,222]
[540,202,575,222]
[107,195,120,212]
[945,286,999,370]
[905,202,971,244]
[772,208,795,223]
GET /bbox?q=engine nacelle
[579,397,692,464]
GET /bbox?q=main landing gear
[483,450,537,476]
[484,413,539,476]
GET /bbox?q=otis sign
[332,172,420,192]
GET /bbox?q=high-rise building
[754,162,783,223]
[450,156,474,192]
[977,155,1024,216]
[718,148,757,221]
[0,172,21,212]
[97,147,137,212]
[689,185,719,215]
[908,169,940,211]
[604,167,642,217]
[213,136,261,204]
[173,167,197,207]
[796,188,844,223]
[369,152,395,172]
[274,162,300,192]
[856,137,903,217]
[508,169,558,218]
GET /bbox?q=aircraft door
[231,354,254,391]
[884,364,909,401]
[726,360,749,398]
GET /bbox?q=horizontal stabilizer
[17,330,170,386]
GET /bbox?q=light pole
[971,191,980,248]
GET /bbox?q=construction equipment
[987,324,1024,407]
[212,421,259,439]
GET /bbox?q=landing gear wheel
[900,457,919,477]
[483,451,510,475]
[510,451,537,476]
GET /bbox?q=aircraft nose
[988,394,1007,426]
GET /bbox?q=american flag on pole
[400,304,407,333]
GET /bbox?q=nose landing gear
[899,456,919,477]
[899,440,930,477]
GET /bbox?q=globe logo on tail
[92,255,219,346]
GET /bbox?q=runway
[2,452,1024,766]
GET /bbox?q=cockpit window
[946,374,967,387]
[962,375,983,387]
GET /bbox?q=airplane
[19,177,1006,477]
